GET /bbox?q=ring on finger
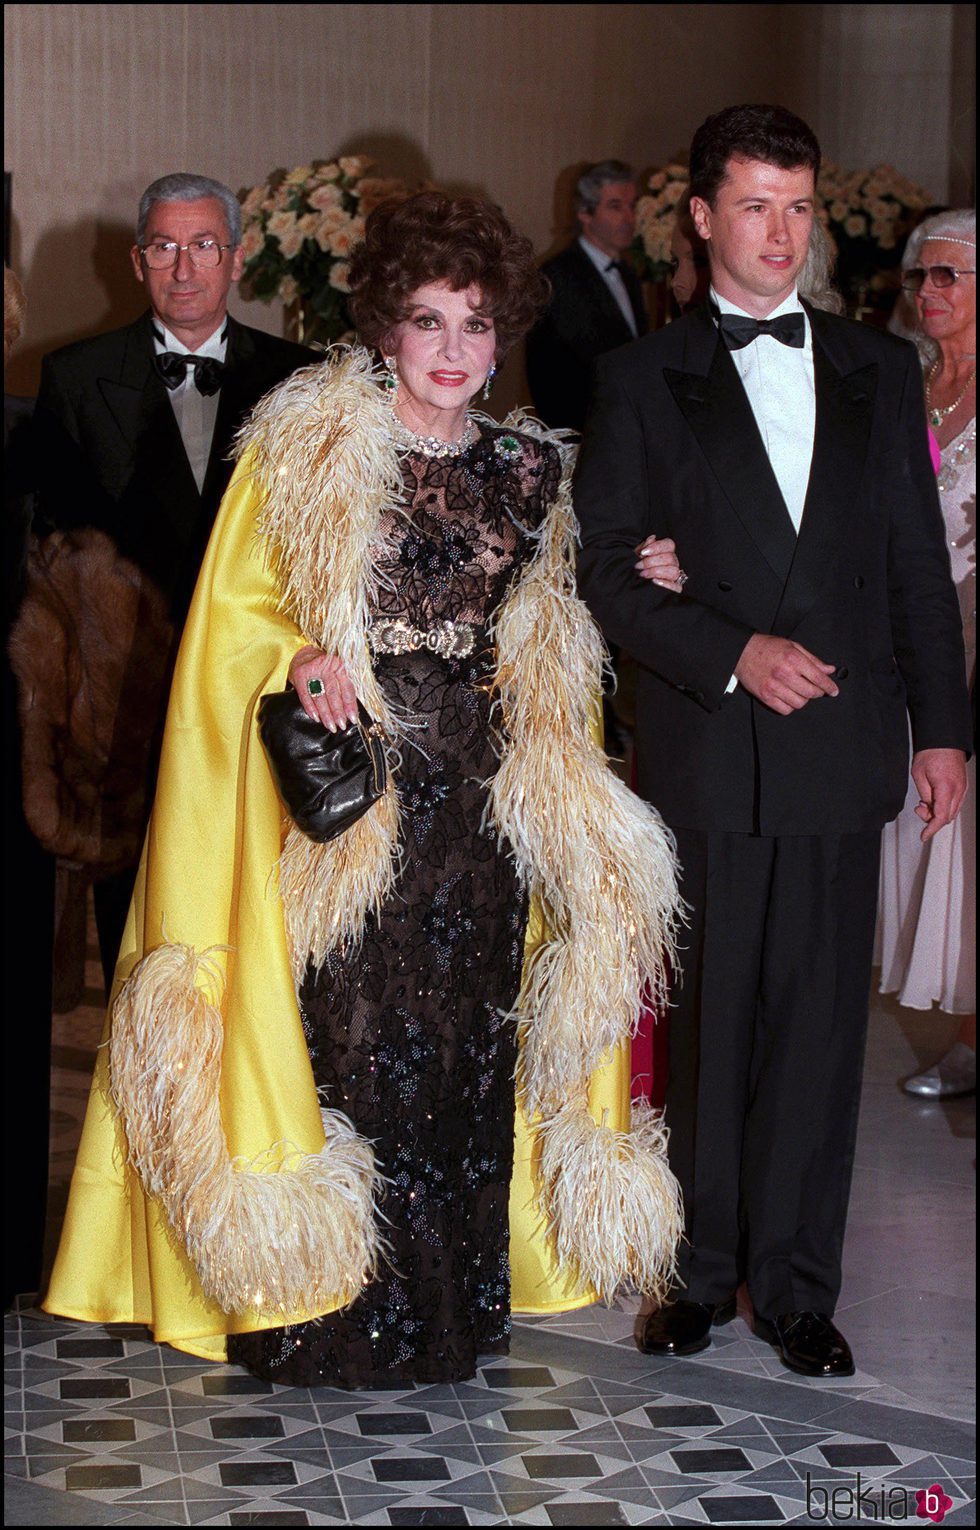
[307,677,325,697]
[677,570,688,587]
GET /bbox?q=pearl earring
[483,365,497,401]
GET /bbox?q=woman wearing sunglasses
[877,208,976,1097]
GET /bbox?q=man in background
[527,159,647,432]
[33,172,312,989]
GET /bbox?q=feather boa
[110,347,684,1313]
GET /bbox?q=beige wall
[779,3,976,208]
[5,3,975,409]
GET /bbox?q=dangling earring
[482,364,496,402]
[383,355,398,402]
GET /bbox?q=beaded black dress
[229,424,561,1389]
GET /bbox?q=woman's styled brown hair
[349,190,549,358]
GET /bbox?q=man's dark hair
[689,105,821,207]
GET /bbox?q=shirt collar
[151,318,229,359]
[579,235,619,274]
[710,285,803,321]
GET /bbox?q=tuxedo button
[833,665,849,680]
[718,580,733,592]
[692,690,705,704]
[853,575,864,589]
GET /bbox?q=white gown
[876,416,976,1014]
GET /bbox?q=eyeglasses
[901,265,976,292]
[138,239,234,270]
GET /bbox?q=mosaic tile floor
[4,902,976,1526]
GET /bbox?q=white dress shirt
[579,236,638,337]
[710,287,816,693]
[151,319,228,493]
[711,285,815,533]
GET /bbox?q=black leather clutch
[257,689,387,843]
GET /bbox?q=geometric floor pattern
[5,1296,976,1524]
[4,896,976,1525]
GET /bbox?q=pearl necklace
[926,361,977,429]
[390,413,479,459]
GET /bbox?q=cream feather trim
[537,1100,682,1303]
[235,349,406,980]
[109,940,383,1317]
[486,413,684,1298]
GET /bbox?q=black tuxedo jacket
[526,241,648,432]
[574,302,972,835]
[34,312,313,627]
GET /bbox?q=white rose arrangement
[238,156,406,345]
[816,161,933,310]
[631,162,691,282]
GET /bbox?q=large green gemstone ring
[307,677,325,698]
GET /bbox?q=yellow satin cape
[43,456,630,1360]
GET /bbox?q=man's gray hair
[902,206,976,269]
[136,173,242,247]
[575,160,636,215]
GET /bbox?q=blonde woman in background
[876,208,976,1098]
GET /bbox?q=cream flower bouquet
[816,161,933,312]
[631,162,691,283]
[238,156,405,346]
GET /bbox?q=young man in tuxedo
[34,173,312,988]
[527,159,647,433]
[575,105,970,1377]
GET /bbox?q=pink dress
[927,426,942,474]
[876,417,976,1013]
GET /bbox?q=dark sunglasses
[901,265,976,292]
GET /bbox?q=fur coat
[9,528,173,875]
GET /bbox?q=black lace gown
[229,424,561,1389]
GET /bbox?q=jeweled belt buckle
[369,618,476,659]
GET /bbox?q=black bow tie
[605,259,629,278]
[153,349,225,395]
[713,305,806,351]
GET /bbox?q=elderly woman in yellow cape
[44,191,684,1387]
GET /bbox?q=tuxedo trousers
[665,827,881,1319]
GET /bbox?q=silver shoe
[903,1041,976,1099]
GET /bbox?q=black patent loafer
[637,1296,737,1356]
[754,1310,855,1377]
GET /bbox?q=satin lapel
[98,314,201,523]
[201,316,255,511]
[96,315,162,456]
[772,317,877,636]
[664,315,798,583]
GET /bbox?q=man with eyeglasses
[33,172,312,989]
